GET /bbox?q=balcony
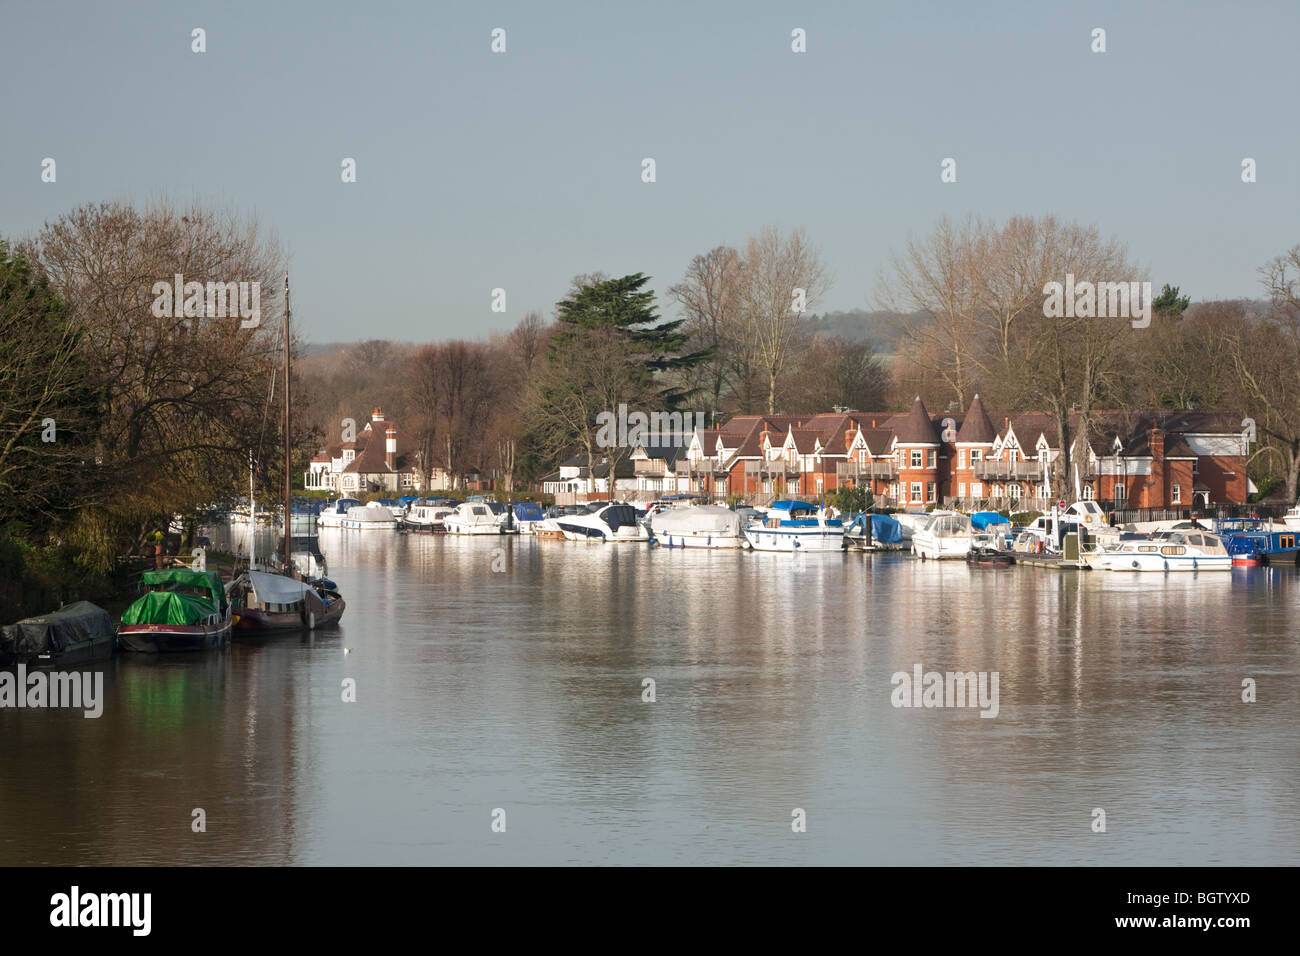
[972,460,1044,480]
[836,461,898,479]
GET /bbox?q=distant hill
[805,310,911,354]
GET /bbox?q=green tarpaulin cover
[137,568,228,611]
[120,590,217,627]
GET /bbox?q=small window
[926,482,936,503]
[958,449,966,468]
[970,482,982,497]
[927,450,937,469]
[970,449,982,463]
[910,450,923,469]
[1115,483,1126,501]
[1083,485,1094,500]
[910,482,922,503]
[958,482,967,497]
[1171,484,1181,504]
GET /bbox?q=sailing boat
[229,274,346,632]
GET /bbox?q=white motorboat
[444,502,504,535]
[508,502,547,534]
[1282,504,1300,531]
[1099,530,1231,571]
[317,498,363,528]
[338,501,399,530]
[651,504,747,549]
[555,503,650,542]
[890,512,930,542]
[404,500,455,533]
[911,510,972,560]
[744,500,844,552]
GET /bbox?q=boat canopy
[970,511,1011,531]
[120,590,216,626]
[653,505,740,535]
[139,568,228,612]
[770,500,819,513]
[248,570,312,605]
[871,513,903,544]
[0,601,115,665]
[600,505,642,531]
[511,502,545,520]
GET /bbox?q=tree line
[4,200,1298,619]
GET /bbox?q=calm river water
[3,527,1298,865]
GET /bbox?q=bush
[1011,510,1043,527]
[831,485,872,514]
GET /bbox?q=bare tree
[738,226,829,413]
[669,245,743,418]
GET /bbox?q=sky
[2,0,1296,345]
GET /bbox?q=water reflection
[2,531,1296,865]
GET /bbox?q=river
[2,526,1297,865]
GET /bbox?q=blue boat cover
[970,511,1011,531]
[770,500,818,512]
[512,502,544,520]
[870,513,903,543]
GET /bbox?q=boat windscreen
[601,506,640,530]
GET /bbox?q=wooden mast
[283,272,292,573]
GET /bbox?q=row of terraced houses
[542,396,1253,510]
[309,401,1253,511]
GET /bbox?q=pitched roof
[956,393,996,444]
[893,396,941,445]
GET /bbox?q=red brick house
[686,400,1252,509]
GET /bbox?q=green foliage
[1248,474,1284,503]
[831,484,873,514]
[1152,284,1191,318]
[1012,510,1043,527]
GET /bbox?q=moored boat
[317,498,362,528]
[911,511,972,560]
[444,501,504,535]
[229,569,345,632]
[1099,530,1231,572]
[651,504,746,549]
[1,601,116,667]
[338,501,399,530]
[118,568,233,652]
[744,501,844,552]
[556,503,650,542]
[404,499,456,533]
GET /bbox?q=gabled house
[304,407,424,495]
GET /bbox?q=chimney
[386,424,397,470]
[1148,427,1164,460]
[372,406,385,423]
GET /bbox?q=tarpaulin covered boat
[0,601,116,666]
[230,569,345,632]
[118,568,233,653]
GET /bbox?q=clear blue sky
[2,0,1296,343]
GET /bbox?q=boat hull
[655,531,747,549]
[744,528,844,552]
[118,619,232,653]
[1100,553,1231,572]
[912,537,971,560]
